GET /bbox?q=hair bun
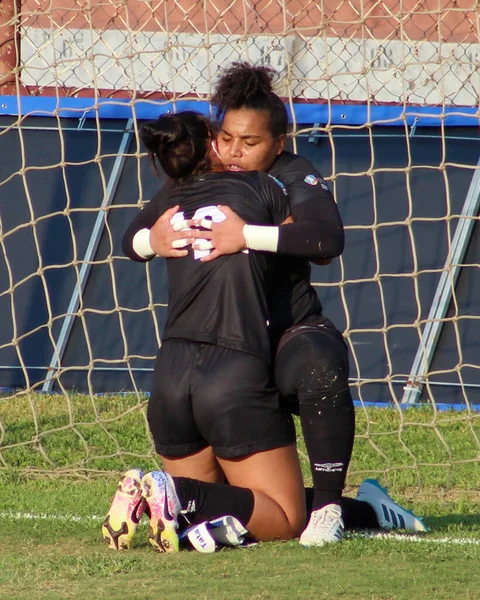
[211,62,276,116]
[141,111,213,180]
[141,116,188,155]
[139,122,159,154]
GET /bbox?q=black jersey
[123,171,289,361]
[267,151,341,341]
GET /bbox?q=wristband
[132,228,155,259]
[243,224,279,253]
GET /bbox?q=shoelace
[308,506,343,532]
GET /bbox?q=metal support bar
[42,118,134,391]
[401,153,480,404]
[409,117,419,137]
[77,110,88,130]
[308,123,322,144]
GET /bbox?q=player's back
[159,170,289,361]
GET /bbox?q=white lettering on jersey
[191,206,226,259]
[171,206,248,260]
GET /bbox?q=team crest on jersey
[304,174,319,185]
[304,174,330,191]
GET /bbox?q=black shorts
[147,340,295,459]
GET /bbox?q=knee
[277,334,350,397]
[256,505,306,542]
[297,354,349,394]
[276,500,307,540]
[287,511,307,539]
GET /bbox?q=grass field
[0,393,479,599]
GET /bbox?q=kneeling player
[105,110,306,551]
[142,63,428,546]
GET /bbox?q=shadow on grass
[425,513,480,533]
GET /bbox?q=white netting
[0,1,479,492]
[0,1,476,105]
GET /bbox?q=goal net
[0,1,479,493]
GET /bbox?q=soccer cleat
[356,479,428,532]
[141,471,182,553]
[102,469,146,550]
[299,503,344,547]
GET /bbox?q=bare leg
[159,444,305,541]
[218,444,306,540]
[162,446,224,484]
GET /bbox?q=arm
[190,172,291,262]
[190,163,344,262]
[122,191,194,262]
[245,213,331,265]
[269,165,344,260]
[242,195,343,260]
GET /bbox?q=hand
[149,205,195,258]
[190,205,247,263]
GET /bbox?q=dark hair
[210,62,288,137]
[141,111,215,182]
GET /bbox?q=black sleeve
[258,172,290,225]
[275,158,345,259]
[121,189,167,262]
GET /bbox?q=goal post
[0,1,479,486]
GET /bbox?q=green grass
[1,392,479,493]
[0,490,479,600]
[0,393,479,599]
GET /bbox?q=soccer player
[197,62,354,546]
[108,110,307,552]
[149,63,427,546]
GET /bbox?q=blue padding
[1,95,479,126]
[0,387,478,410]
[352,400,480,412]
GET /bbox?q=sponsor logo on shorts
[314,462,344,473]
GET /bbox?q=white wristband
[243,224,279,253]
[132,228,155,259]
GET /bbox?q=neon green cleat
[102,469,146,550]
[141,471,181,553]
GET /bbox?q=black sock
[275,326,355,513]
[340,497,380,529]
[304,487,340,517]
[173,477,255,528]
[305,488,380,530]
[299,386,355,511]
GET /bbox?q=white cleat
[356,479,428,532]
[299,503,344,547]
